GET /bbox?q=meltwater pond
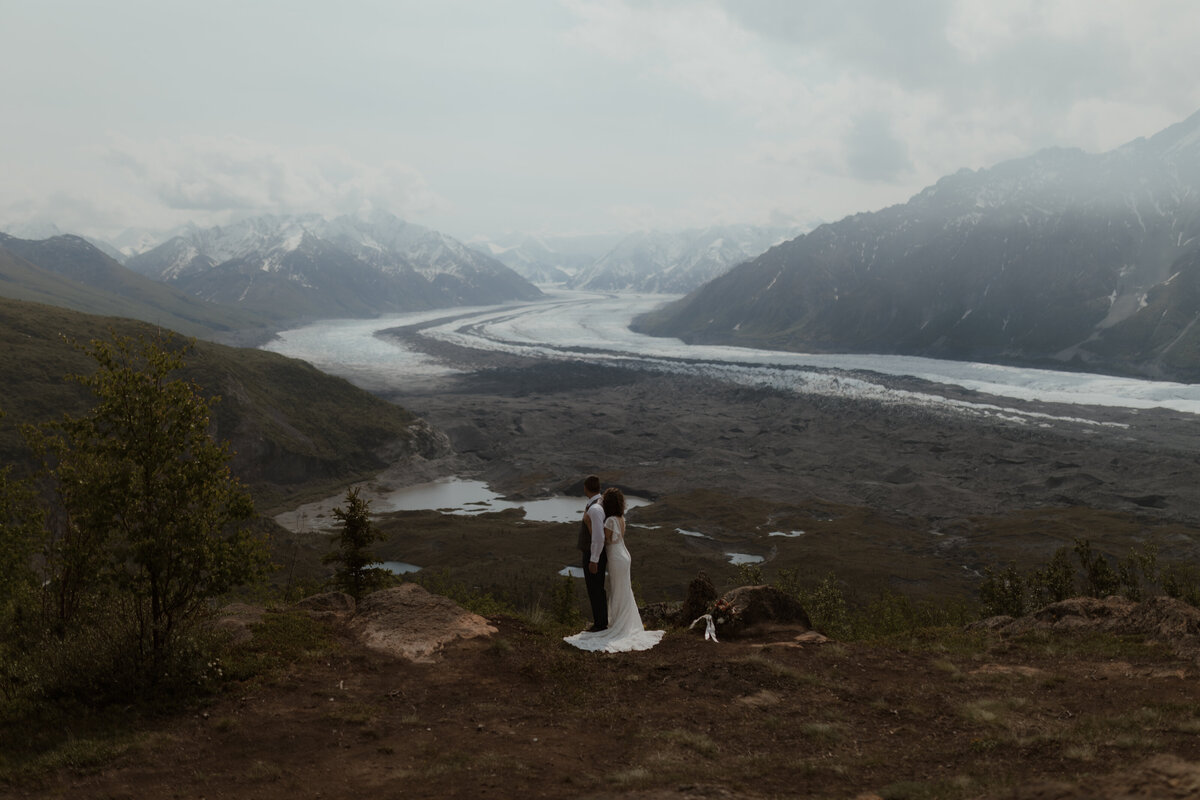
[371,477,648,522]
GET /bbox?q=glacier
[263,290,1200,419]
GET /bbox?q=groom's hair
[584,475,600,493]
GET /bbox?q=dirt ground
[12,609,1200,800]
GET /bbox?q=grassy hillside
[0,297,422,511]
[0,241,266,338]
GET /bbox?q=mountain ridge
[0,233,266,337]
[634,110,1200,381]
[124,212,542,320]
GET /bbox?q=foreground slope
[0,297,437,509]
[10,602,1200,799]
[636,110,1200,380]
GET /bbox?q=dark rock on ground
[678,571,718,627]
[715,584,813,637]
[979,595,1200,662]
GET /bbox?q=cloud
[103,135,447,222]
[844,113,913,182]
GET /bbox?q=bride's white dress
[564,517,665,652]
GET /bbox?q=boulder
[679,571,718,627]
[712,585,813,637]
[982,595,1200,663]
[348,583,497,663]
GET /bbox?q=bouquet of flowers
[710,597,738,627]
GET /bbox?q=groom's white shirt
[586,497,606,564]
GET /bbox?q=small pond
[380,561,422,575]
[371,477,649,523]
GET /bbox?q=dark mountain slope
[0,233,264,336]
[635,111,1200,380]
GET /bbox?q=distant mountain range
[572,225,805,293]
[476,226,808,292]
[473,233,619,285]
[124,212,541,320]
[635,110,1200,382]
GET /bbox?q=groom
[579,474,607,631]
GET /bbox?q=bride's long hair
[601,487,625,518]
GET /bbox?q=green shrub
[1029,547,1074,607]
[1160,563,1200,607]
[979,563,1026,618]
[549,574,582,626]
[794,575,850,639]
[1074,538,1122,598]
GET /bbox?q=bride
[564,487,665,652]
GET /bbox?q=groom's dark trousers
[583,549,608,629]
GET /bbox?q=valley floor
[351,338,1200,600]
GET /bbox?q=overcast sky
[3,0,1199,243]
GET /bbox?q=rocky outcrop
[716,585,813,637]
[347,584,497,663]
[975,595,1200,662]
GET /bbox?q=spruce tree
[325,487,389,601]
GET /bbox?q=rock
[293,591,356,620]
[714,585,812,637]
[679,571,718,627]
[348,583,498,663]
[986,595,1200,663]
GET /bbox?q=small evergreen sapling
[324,487,389,601]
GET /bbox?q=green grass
[220,609,339,681]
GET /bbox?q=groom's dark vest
[578,496,600,553]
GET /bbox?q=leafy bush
[1074,538,1122,598]
[796,575,851,639]
[6,333,268,701]
[1029,547,1074,607]
[979,563,1026,618]
[1160,562,1200,606]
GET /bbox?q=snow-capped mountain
[471,232,626,285]
[573,225,808,294]
[476,236,573,285]
[126,212,541,320]
[635,109,1200,381]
